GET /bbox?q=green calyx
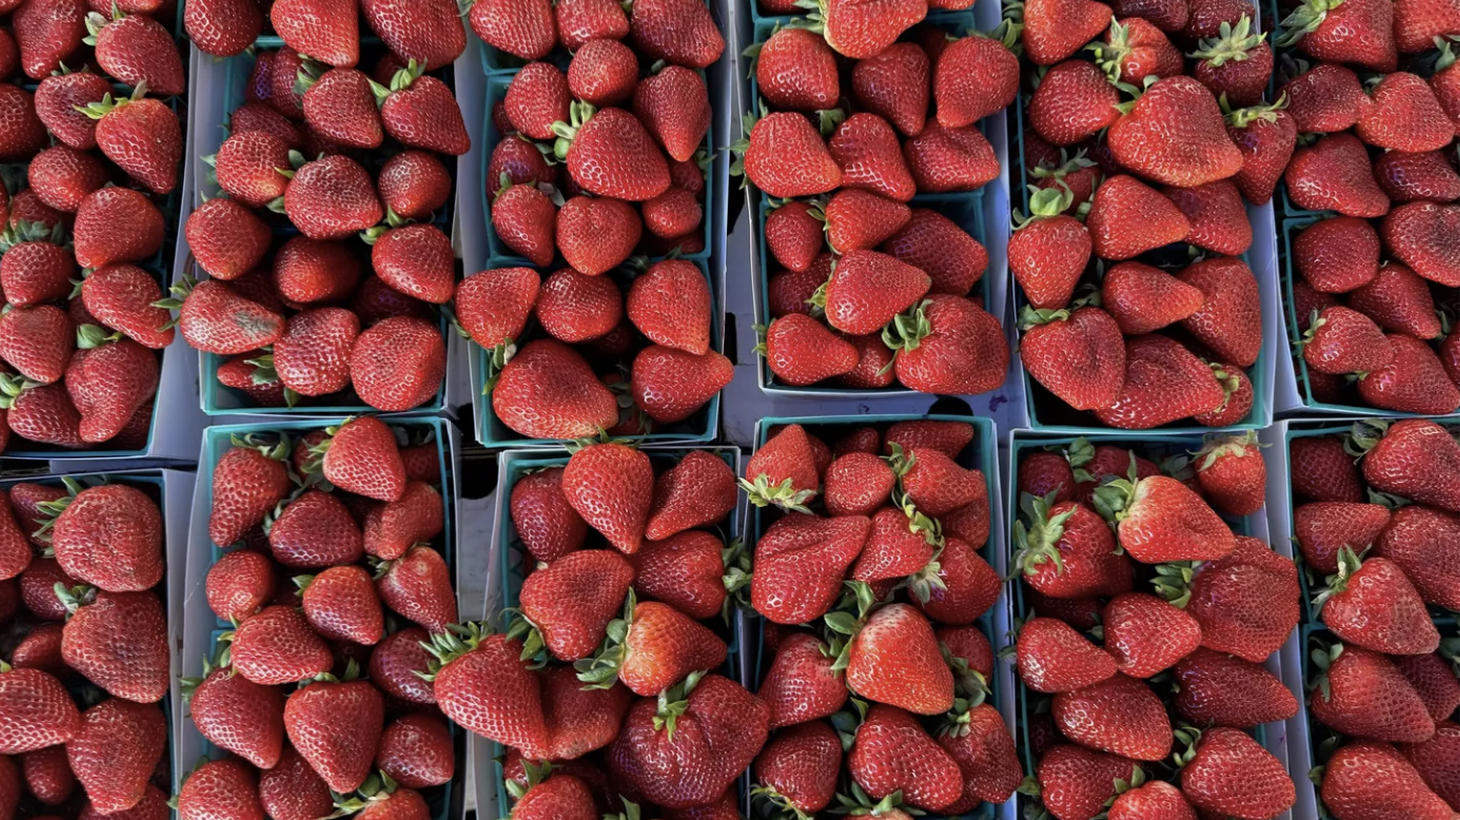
[501,607,551,667]
[73,82,148,121]
[1086,17,1132,84]
[30,477,82,544]
[1277,0,1343,46]
[1018,305,1071,331]
[1112,74,1159,115]
[550,101,598,162]
[822,580,878,673]
[1189,16,1262,66]
[1310,639,1344,702]
[368,59,426,106]
[180,643,234,701]
[721,539,752,624]
[503,760,553,801]
[75,323,121,350]
[941,650,990,708]
[738,473,816,514]
[1150,561,1198,608]
[228,432,290,462]
[1343,418,1390,458]
[1013,184,1075,231]
[1438,37,1459,72]
[1011,491,1077,579]
[1090,454,1145,523]
[881,299,933,356]
[0,372,36,411]
[1192,429,1262,472]
[333,770,401,815]
[834,782,908,818]
[416,621,492,682]
[52,581,95,620]
[1313,544,1366,609]
[649,668,708,739]
[829,697,869,752]
[293,58,325,98]
[1223,92,1289,128]
[0,219,65,255]
[298,657,362,689]
[574,589,638,690]
[1113,761,1149,793]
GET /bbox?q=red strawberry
[1096,471,1234,563]
[297,565,385,645]
[231,100,305,147]
[376,713,454,789]
[1177,256,1261,367]
[1291,435,1364,503]
[1295,215,1380,294]
[566,39,638,108]
[1277,0,1396,72]
[510,467,588,563]
[851,42,929,137]
[762,313,860,386]
[1301,305,1393,375]
[1323,741,1454,820]
[759,631,848,728]
[630,345,732,424]
[1224,99,1297,205]
[185,199,271,281]
[1030,745,1140,820]
[517,549,633,661]
[350,316,446,412]
[1356,71,1452,153]
[85,10,185,97]
[887,295,1008,395]
[754,720,841,815]
[20,744,74,805]
[934,30,1019,129]
[0,662,80,753]
[555,103,668,201]
[902,122,1000,193]
[13,0,86,80]
[0,85,47,160]
[78,89,180,195]
[1353,263,1443,341]
[752,513,871,625]
[739,111,842,199]
[72,187,165,271]
[556,0,628,49]
[847,703,962,810]
[175,759,266,820]
[284,668,384,793]
[1108,780,1194,820]
[282,155,384,240]
[753,26,839,114]
[46,482,161,593]
[1310,641,1434,742]
[1402,720,1460,813]
[268,488,364,568]
[1091,18,1183,85]
[363,480,443,561]
[0,221,75,309]
[1173,647,1298,727]
[1103,592,1201,677]
[1052,674,1173,761]
[555,195,641,275]
[187,0,265,57]
[168,277,285,355]
[379,150,452,220]
[361,0,465,69]
[1108,76,1242,187]
[318,416,406,502]
[375,547,455,634]
[183,652,285,768]
[1009,188,1092,310]
[271,0,360,67]
[1165,180,1250,256]
[626,530,731,620]
[764,201,825,273]
[1375,149,1460,203]
[65,337,159,444]
[1101,262,1203,334]
[1384,201,1460,287]
[1028,59,1120,147]
[1356,418,1460,510]
[631,66,711,165]
[1015,616,1118,693]
[66,698,165,814]
[643,452,735,541]
[299,66,384,149]
[842,601,954,714]
[205,549,274,623]
[33,68,112,150]
[27,145,106,213]
[1,382,85,449]
[562,442,654,554]
[1176,535,1298,662]
[213,130,292,207]
[1281,61,1366,133]
[1086,175,1190,260]
[1179,727,1295,818]
[1023,0,1114,65]
[1294,502,1391,575]
[1020,306,1126,411]
[1287,133,1391,217]
[626,259,711,354]
[1013,495,1132,599]
[879,209,989,296]
[1190,16,1271,106]
[76,263,175,348]
[1374,505,1460,610]
[493,339,618,439]
[1318,548,1440,656]
[469,0,555,60]
[820,248,927,334]
[828,113,917,203]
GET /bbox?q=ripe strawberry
[755,720,841,815]
[823,452,895,518]
[268,489,364,568]
[1,382,85,449]
[1355,72,1451,154]
[422,628,551,758]
[47,482,161,593]
[1091,18,1183,85]
[1396,652,1460,723]
[509,467,588,563]
[231,99,305,147]
[65,336,160,444]
[1311,641,1435,742]
[1287,133,1391,217]
[0,662,80,753]
[851,505,934,583]
[375,713,454,789]
[846,702,962,810]
[1103,592,1201,677]
[561,443,653,554]
[13,0,86,80]
[361,0,466,69]
[555,103,668,201]
[504,63,569,141]
[187,0,264,57]
[1375,505,1460,610]
[934,30,1019,129]
[20,743,74,805]
[879,208,989,296]
[175,758,266,820]
[1023,0,1114,64]
[1179,727,1295,818]
[1165,180,1251,256]
[557,196,643,276]
[642,452,735,541]
[1019,305,1126,411]
[1301,305,1393,375]
[27,145,106,213]
[362,480,443,561]
[1358,333,1460,414]
[1375,149,1460,203]
[78,89,180,195]
[350,316,446,412]
[298,565,386,645]
[1096,471,1234,564]
[182,653,285,769]
[1028,59,1121,147]
[1108,76,1242,187]
[85,11,185,97]
[1107,780,1194,820]
[213,131,293,208]
[284,668,384,793]
[1015,615,1118,693]
[764,201,825,273]
[493,339,619,439]
[367,627,437,708]
[299,66,384,149]
[366,222,456,304]
[626,257,712,349]
[739,111,842,199]
[1295,215,1381,294]
[0,222,74,310]
[184,199,271,282]
[902,122,1000,193]
[316,416,407,502]
[850,42,928,136]
[273,237,362,306]
[762,313,860,386]
[827,114,917,204]
[0,84,47,161]
[1100,262,1201,335]
[33,68,112,150]
[66,698,165,814]
[556,0,628,49]
[72,187,165,272]
[1223,99,1296,206]
[888,295,1007,395]
[1318,548,1440,656]
[1294,501,1390,575]
[1190,17,1271,106]
[1182,536,1298,663]
[282,155,383,240]
[1086,175,1190,260]
[819,248,926,334]
[1278,0,1396,72]
[1323,741,1454,820]
[937,700,1023,804]
[270,0,359,66]
[517,549,633,661]
[167,277,286,355]
[1030,745,1140,820]
[205,549,275,623]
[1176,256,1260,366]
[759,631,848,728]
[1173,647,1298,727]
[1384,201,1460,287]
[751,513,870,624]
[1008,190,1092,310]
[378,150,452,220]
[1051,674,1173,761]
[1357,419,1460,510]
[1402,720,1460,813]
[1014,494,1132,599]
[534,267,622,344]
[630,345,732,424]
[468,0,555,60]
[1291,434,1364,502]
[567,39,638,107]
[842,601,954,714]
[628,530,732,620]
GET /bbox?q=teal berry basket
[479,73,715,268]
[743,414,1002,820]
[1005,432,1283,817]
[195,43,456,416]
[471,254,723,448]
[487,446,747,818]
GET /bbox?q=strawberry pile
[179,416,457,820]
[462,4,728,442]
[1288,419,1460,819]
[456,443,751,816]
[1010,435,1299,820]
[0,0,187,453]
[1014,0,1269,428]
[169,4,470,412]
[738,2,1011,393]
[0,475,172,819]
[1271,0,1460,414]
[740,420,1017,817]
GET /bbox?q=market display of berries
[182,417,457,820]
[739,0,1011,393]
[739,420,1018,817]
[1015,0,1269,428]
[1289,420,1460,819]
[449,444,753,815]
[1010,435,1298,820]
[0,0,185,453]
[0,476,172,819]
[1272,0,1460,413]
[169,2,469,412]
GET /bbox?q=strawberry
[934,29,1019,129]
[205,549,275,623]
[641,185,702,238]
[268,308,359,399]
[1318,547,1440,655]
[827,113,917,203]
[184,199,271,282]
[1323,741,1455,820]
[1,382,85,449]
[880,209,989,296]
[1030,745,1140,820]
[512,772,597,820]
[1009,188,1092,309]
[1013,495,1132,599]
[630,345,732,424]
[182,651,285,769]
[13,0,86,80]
[567,39,638,107]
[561,442,653,554]
[1176,257,1261,366]
[755,720,841,815]
[20,559,74,620]
[1165,180,1251,256]
[902,122,1000,193]
[1357,419,1460,511]
[759,631,848,728]
[1086,175,1190,260]
[644,451,736,540]
[1190,17,1271,106]
[72,187,165,272]
[1383,201,1460,287]
[1108,76,1242,187]
[175,759,266,820]
[0,662,80,753]
[0,85,47,161]
[761,313,860,386]
[1277,0,1396,72]
[851,505,934,583]
[848,703,962,810]
[516,549,633,661]
[1101,262,1203,335]
[366,222,455,304]
[231,100,305,147]
[1287,133,1391,217]
[626,259,711,354]
[1356,71,1451,153]
[316,416,406,501]
[1434,44,1460,134]
[0,221,74,309]
[1178,727,1295,818]
[64,336,159,443]
[350,316,446,412]
[213,131,292,207]
[609,673,766,808]
[556,0,628,49]
[628,530,732,620]
[282,155,384,240]
[555,103,669,201]
[824,452,895,517]
[367,627,438,708]
[267,488,364,568]
[27,145,106,213]
[584,592,727,696]
[186,0,264,57]
[284,666,384,793]
[1028,60,1121,147]
[1397,652,1460,723]
[1020,305,1128,411]
[297,565,386,645]
[555,195,642,275]
[274,237,363,305]
[1311,640,1434,741]
[1301,306,1393,374]
[535,267,623,344]
[271,0,360,66]
[938,701,1022,804]
[1052,674,1173,761]
[1107,780,1194,820]
[363,481,444,561]
[1091,18,1183,85]
[510,467,588,563]
[1376,150,1460,203]
[85,10,185,97]
[379,151,452,220]
[258,746,333,820]
[1375,505,1460,610]
[361,0,466,69]
[468,0,556,61]
[887,295,1008,395]
[1173,647,1298,727]
[1023,0,1115,65]
[1103,592,1201,677]
[1357,333,1460,414]
[1402,720,1460,812]
[504,63,571,142]
[1224,99,1296,205]
[78,89,181,195]
[453,267,539,356]
[1095,471,1234,563]
[1295,215,1380,294]
[167,277,286,355]
[66,698,166,814]
[377,713,454,788]
[1014,616,1118,693]
[751,513,870,625]
[764,201,826,273]
[1282,60,1366,133]
[819,248,926,333]
[841,600,954,714]
[33,68,112,151]
[1191,431,1265,517]
[1181,535,1298,663]
[47,482,160,593]
[20,744,74,805]
[493,339,619,439]
[1295,502,1390,575]
[298,66,384,149]
[738,111,842,199]
[851,42,929,137]
[375,544,456,632]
